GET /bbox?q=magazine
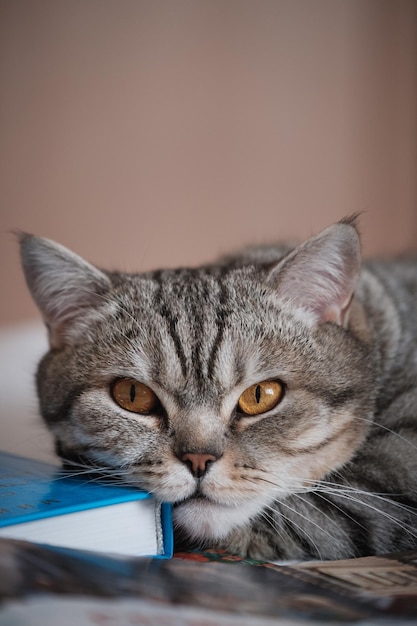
[1,538,417,624]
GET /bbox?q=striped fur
[19,219,417,560]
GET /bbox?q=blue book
[0,451,173,558]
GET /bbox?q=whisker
[292,491,354,539]
[263,501,325,559]
[56,456,134,485]
[353,415,417,453]
[311,491,369,533]
[313,484,417,518]
[273,500,337,543]
[241,474,332,552]
[318,489,417,539]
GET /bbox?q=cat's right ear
[265,219,362,328]
[19,234,111,347]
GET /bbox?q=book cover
[0,451,173,559]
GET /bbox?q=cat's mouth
[173,495,211,510]
[173,489,254,541]
[179,483,212,505]
[186,493,209,502]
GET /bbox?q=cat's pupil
[255,385,261,404]
[129,384,136,403]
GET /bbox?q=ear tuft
[266,220,361,327]
[19,234,111,344]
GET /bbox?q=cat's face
[20,220,376,544]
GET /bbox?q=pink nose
[181,452,217,478]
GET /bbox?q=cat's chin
[173,495,262,541]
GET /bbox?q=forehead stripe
[159,304,188,379]
[207,280,231,381]
[153,271,189,379]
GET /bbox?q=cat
[19,217,417,561]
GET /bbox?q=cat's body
[20,219,417,560]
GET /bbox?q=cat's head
[20,219,375,543]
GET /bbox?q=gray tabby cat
[19,217,417,561]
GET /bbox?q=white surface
[0,322,56,463]
[0,597,283,626]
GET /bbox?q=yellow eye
[111,379,159,414]
[238,380,284,416]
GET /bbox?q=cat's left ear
[19,233,112,347]
[266,218,361,327]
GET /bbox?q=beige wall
[1,0,417,326]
